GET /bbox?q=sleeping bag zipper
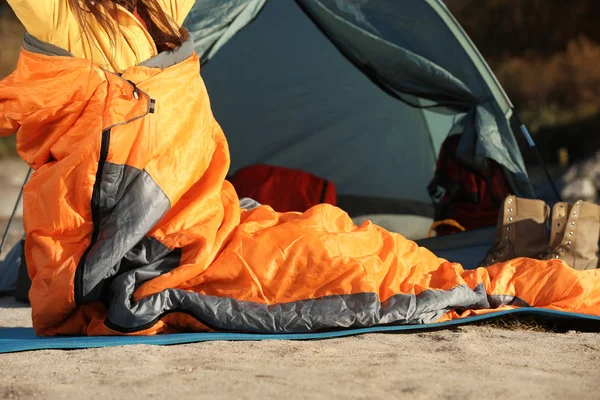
[74,129,111,304]
[74,77,154,304]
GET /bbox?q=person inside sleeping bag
[1,0,599,337]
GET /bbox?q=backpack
[428,134,512,236]
[230,164,337,213]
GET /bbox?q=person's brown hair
[69,0,188,54]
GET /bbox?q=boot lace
[540,243,570,260]
[482,239,515,266]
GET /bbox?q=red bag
[428,135,512,236]
[230,164,337,213]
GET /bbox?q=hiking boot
[481,195,550,266]
[539,200,600,270]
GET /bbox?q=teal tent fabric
[299,0,531,190]
[183,0,535,205]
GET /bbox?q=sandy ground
[1,158,600,399]
[1,298,600,400]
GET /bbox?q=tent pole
[514,116,562,202]
[0,168,32,258]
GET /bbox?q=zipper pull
[126,79,140,100]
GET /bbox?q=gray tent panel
[186,0,267,63]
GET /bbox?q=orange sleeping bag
[1,36,599,336]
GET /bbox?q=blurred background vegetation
[0,1,22,157]
[1,0,599,164]
[446,0,600,165]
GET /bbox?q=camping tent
[183,0,535,240]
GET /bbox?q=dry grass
[496,36,600,133]
[447,0,600,135]
[483,316,552,332]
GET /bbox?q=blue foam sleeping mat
[1,308,599,354]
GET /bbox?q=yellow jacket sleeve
[157,0,196,26]
[5,0,71,43]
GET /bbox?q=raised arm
[156,0,196,26]
[5,0,70,42]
